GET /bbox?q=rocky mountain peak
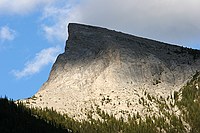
[24,23,200,119]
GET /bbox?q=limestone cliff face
[26,23,200,119]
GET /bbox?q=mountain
[6,72,200,133]
[22,23,200,120]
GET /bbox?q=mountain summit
[24,23,200,119]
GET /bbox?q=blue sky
[0,0,200,100]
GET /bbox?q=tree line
[0,72,200,133]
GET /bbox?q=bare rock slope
[25,23,200,119]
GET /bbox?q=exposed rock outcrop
[24,23,200,119]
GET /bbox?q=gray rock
[26,23,200,119]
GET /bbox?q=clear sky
[0,0,200,100]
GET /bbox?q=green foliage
[177,71,200,133]
[0,96,186,133]
[0,97,68,133]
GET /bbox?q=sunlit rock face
[24,23,200,119]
